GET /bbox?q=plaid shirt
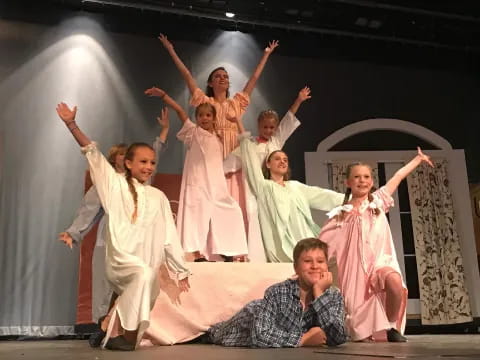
[207,279,347,348]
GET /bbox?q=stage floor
[1,335,480,360]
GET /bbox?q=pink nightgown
[318,186,407,341]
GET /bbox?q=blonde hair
[195,102,217,121]
[107,143,127,167]
[257,110,279,125]
[339,162,380,221]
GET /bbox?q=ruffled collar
[327,197,380,219]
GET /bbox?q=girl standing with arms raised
[224,87,312,262]
[145,87,247,261]
[318,151,433,342]
[158,34,279,157]
[233,116,344,262]
[56,103,190,351]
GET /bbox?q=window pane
[400,213,415,255]
[404,256,420,299]
[398,180,411,212]
[378,162,386,187]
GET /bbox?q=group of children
[57,34,434,351]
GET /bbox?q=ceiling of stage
[2,0,480,71]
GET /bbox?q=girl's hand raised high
[265,40,279,53]
[56,102,77,123]
[417,147,434,168]
[298,86,312,102]
[158,33,174,51]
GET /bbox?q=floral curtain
[407,159,472,324]
[329,161,379,193]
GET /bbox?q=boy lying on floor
[200,238,347,347]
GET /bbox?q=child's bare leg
[101,302,123,337]
[384,271,403,323]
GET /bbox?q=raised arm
[272,87,311,148]
[145,87,188,123]
[289,86,311,115]
[235,117,266,197]
[157,107,170,143]
[158,34,198,95]
[56,103,118,213]
[384,147,434,196]
[56,103,91,147]
[242,40,279,96]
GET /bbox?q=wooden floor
[1,335,479,360]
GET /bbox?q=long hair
[205,66,230,98]
[339,162,380,221]
[107,143,127,168]
[263,150,291,181]
[124,142,155,223]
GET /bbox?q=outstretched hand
[157,107,169,129]
[265,40,279,53]
[178,277,190,292]
[145,87,166,98]
[298,86,312,102]
[58,232,73,249]
[158,33,173,50]
[56,102,77,123]
[417,147,434,168]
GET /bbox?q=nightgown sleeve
[372,186,395,213]
[161,192,190,280]
[176,118,196,148]
[271,111,301,148]
[81,142,118,214]
[239,132,267,198]
[295,182,345,211]
[65,185,104,243]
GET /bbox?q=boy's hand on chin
[313,272,333,298]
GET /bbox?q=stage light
[225,12,235,18]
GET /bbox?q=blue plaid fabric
[207,279,347,348]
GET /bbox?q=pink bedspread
[143,262,294,345]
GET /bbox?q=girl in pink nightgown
[318,148,433,342]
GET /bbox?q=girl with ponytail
[56,102,190,351]
[319,153,433,343]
